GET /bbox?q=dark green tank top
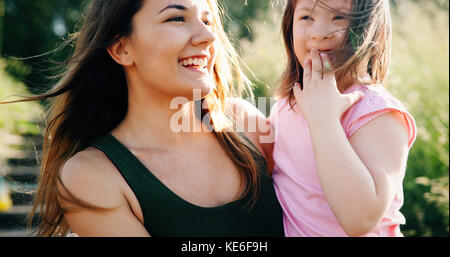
[90,133,284,237]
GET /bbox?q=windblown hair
[1,0,262,236]
[276,0,392,107]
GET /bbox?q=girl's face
[293,0,352,67]
[126,0,217,98]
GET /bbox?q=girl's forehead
[295,0,353,12]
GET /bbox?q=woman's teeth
[179,57,208,68]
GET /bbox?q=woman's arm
[57,150,150,237]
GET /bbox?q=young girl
[268,0,416,236]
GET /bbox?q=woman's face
[126,0,217,99]
[292,0,352,67]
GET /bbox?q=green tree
[3,0,88,94]
[0,0,4,56]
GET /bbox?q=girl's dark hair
[1,0,262,236]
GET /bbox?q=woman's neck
[111,85,211,151]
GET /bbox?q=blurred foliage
[388,1,449,236]
[0,0,448,236]
[220,0,273,40]
[2,0,89,94]
[0,59,43,135]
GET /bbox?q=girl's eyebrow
[159,4,187,14]
[296,5,313,12]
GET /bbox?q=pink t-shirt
[269,84,416,237]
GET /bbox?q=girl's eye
[166,16,185,22]
[300,16,313,21]
[333,16,345,20]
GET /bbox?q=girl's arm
[306,111,409,236]
[294,49,410,236]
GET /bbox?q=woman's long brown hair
[276,0,392,107]
[1,0,263,236]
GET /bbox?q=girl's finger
[293,82,302,100]
[310,48,323,80]
[293,82,301,93]
[319,53,338,87]
[303,59,311,85]
[320,53,333,73]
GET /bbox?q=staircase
[0,130,43,237]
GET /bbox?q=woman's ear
[107,36,134,67]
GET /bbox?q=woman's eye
[166,16,185,22]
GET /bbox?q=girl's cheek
[292,31,305,63]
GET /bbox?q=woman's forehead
[143,0,213,14]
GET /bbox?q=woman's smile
[178,55,209,73]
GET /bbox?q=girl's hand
[293,48,363,124]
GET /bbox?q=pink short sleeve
[269,101,279,125]
[341,84,417,148]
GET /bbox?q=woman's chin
[176,84,213,101]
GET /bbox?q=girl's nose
[192,22,217,46]
[310,24,335,41]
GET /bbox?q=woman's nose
[192,21,216,46]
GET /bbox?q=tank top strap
[89,133,160,206]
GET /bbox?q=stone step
[2,166,39,184]
[8,144,43,152]
[1,132,43,148]
[0,205,40,230]
[10,182,36,205]
[11,191,35,206]
[7,157,39,167]
[20,133,44,142]
[0,229,33,237]
[1,148,43,162]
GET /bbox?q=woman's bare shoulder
[58,147,150,236]
[58,147,125,209]
[225,97,265,117]
[225,97,271,156]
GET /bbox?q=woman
[1,0,284,236]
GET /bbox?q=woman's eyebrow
[159,4,187,14]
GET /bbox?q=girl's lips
[309,49,333,54]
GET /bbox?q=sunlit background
[0,0,448,237]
